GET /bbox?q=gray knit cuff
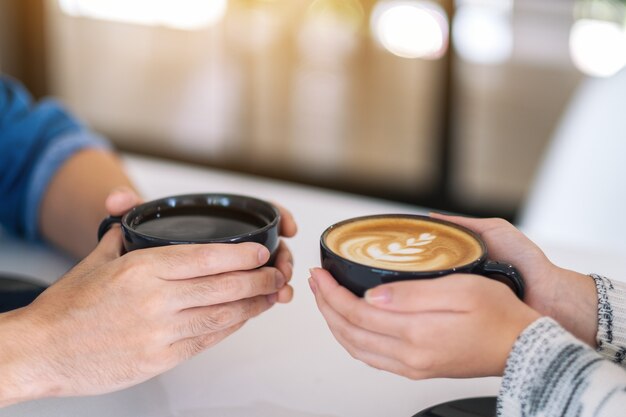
[591,274,626,364]
[497,317,603,416]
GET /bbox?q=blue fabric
[0,75,110,240]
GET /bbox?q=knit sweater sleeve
[591,274,626,365]
[497,317,626,417]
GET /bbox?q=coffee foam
[325,217,483,272]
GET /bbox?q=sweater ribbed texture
[592,274,626,364]
[498,275,626,417]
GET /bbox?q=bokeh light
[58,0,228,30]
[453,2,513,64]
[298,0,363,65]
[371,0,449,60]
[569,18,626,77]
[307,0,365,32]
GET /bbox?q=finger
[276,284,294,304]
[273,202,297,237]
[274,241,293,283]
[342,346,427,381]
[172,322,246,362]
[171,267,286,309]
[309,276,405,359]
[174,295,272,339]
[364,274,489,313]
[311,274,464,377]
[105,186,143,216]
[310,268,409,337]
[133,242,270,280]
[429,212,493,233]
[71,226,124,277]
[430,213,546,268]
[92,226,124,261]
[429,212,517,238]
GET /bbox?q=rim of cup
[320,213,488,276]
[121,193,280,243]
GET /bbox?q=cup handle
[475,261,525,300]
[97,216,122,242]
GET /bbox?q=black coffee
[133,208,266,241]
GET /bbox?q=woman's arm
[499,317,626,417]
[591,275,626,365]
[310,269,626,417]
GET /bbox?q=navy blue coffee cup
[98,193,281,265]
[320,214,525,299]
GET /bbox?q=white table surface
[1,154,624,417]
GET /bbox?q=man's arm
[39,149,135,258]
[0,75,135,258]
[0,229,282,407]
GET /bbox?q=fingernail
[308,277,317,294]
[267,293,278,305]
[365,287,391,305]
[275,270,286,289]
[258,247,270,264]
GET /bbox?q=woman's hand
[309,268,540,379]
[431,213,598,346]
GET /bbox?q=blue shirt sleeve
[0,75,111,240]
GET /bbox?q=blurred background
[1,0,625,225]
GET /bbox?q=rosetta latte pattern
[346,232,437,265]
[497,276,626,417]
[326,217,482,272]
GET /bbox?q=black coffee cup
[320,214,525,299]
[98,193,281,264]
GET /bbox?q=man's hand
[105,189,297,304]
[0,228,286,405]
[0,189,298,406]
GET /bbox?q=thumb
[60,227,124,281]
[91,226,124,261]
[430,212,498,235]
[105,186,142,216]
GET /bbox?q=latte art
[349,232,436,264]
[325,217,483,271]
